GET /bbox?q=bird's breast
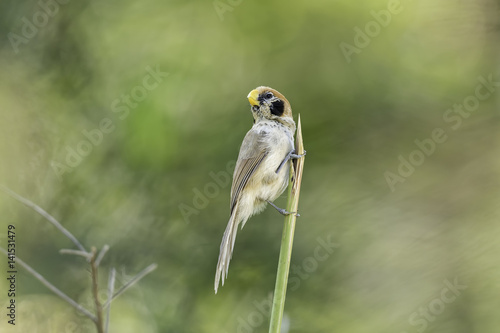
[251,122,294,200]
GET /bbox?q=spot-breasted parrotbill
[215,86,304,293]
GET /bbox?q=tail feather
[215,206,240,294]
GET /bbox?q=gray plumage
[215,86,296,293]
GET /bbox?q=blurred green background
[1,0,499,332]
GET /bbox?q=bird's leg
[267,200,300,217]
[275,150,307,174]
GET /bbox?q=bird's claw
[290,150,306,159]
[267,200,300,217]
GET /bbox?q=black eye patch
[270,99,284,116]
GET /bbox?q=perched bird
[215,86,304,293]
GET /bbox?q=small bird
[215,86,304,293]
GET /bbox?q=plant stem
[0,185,89,254]
[269,115,305,333]
[0,247,97,322]
[105,268,116,333]
[103,263,158,309]
[90,247,104,333]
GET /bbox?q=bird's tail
[215,206,240,294]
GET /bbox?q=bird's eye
[252,105,259,112]
[264,92,273,99]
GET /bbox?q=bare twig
[1,185,158,333]
[105,268,116,333]
[0,185,88,254]
[95,245,110,267]
[90,247,104,333]
[60,249,93,259]
[103,263,158,309]
[0,247,97,322]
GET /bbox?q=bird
[214,86,304,293]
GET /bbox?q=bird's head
[247,86,295,130]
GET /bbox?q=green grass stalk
[269,115,305,333]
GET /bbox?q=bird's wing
[230,129,268,214]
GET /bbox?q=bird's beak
[247,89,260,107]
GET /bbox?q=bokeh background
[1,0,500,332]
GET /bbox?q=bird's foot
[275,150,307,174]
[267,200,300,217]
[290,150,306,159]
